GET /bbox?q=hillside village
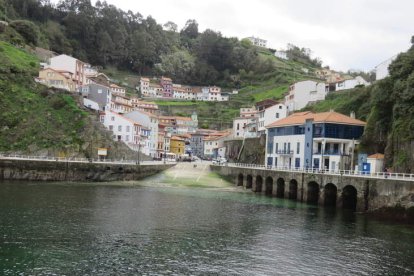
[33,43,398,174]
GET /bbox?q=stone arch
[307,181,320,205]
[246,175,253,189]
[276,178,285,198]
[324,183,337,207]
[255,175,263,193]
[265,176,273,195]
[237,173,244,186]
[289,179,298,200]
[342,185,358,211]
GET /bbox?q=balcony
[275,150,294,155]
[313,150,349,156]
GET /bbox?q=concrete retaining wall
[0,159,174,182]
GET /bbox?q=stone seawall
[211,165,414,212]
[0,159,175,182]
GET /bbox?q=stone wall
[0,159,174,182]
[211,165,414,212]
[224,135,266,164]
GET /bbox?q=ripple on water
[0,181,414,275]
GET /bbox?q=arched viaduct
[213,165,414,212]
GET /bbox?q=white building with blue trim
[265,111,366,171]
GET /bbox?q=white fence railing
[0,153,176,166]
[219,163,414,182]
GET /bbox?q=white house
[148,83,163,98]
[265,111,366,171]
[375,55,397,81]
[124,110,159,158]
[233,117,258,138]
[102,111,151,155]
[258,103,288,134]
[140,77,150,96]
[110,93,133,114]
[203,132,231,158]
[275,51,288,60]
[197,87,210,101]
[110,84,126,95]
[367,153,385,173]
[284,80,328,112]
[245,36,267,48]
[48,54,86,86]
[335,76,369,91]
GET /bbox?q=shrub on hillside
[9,20,40,46]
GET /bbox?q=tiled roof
[266,111,366,128]
[110,83,125,89]
[171,136,185,141]
[41,68,73,80]
[149,83,162,88]
[140,77,150,82]
[368,153,384,159]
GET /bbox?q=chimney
[350,111,355,119]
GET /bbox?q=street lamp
[163,139,167,164]
[321,138,325,172]
[137,141,141,165]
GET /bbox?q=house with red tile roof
[265,111,366,171]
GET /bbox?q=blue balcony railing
[275,150,294,155]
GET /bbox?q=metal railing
[217,162,414,182]
[0,153,176,165]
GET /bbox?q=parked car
[212,158,227,165]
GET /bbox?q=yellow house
[170,136,185,155]
[37,68,76,92]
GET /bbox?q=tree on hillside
[156,50,195,82]
[180,19,198,39]
[163,21,177,32]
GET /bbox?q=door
[313,158,320,169]
[295,158,300,168]
[267,157,273,166]
[331,161,336,172]
[324,158,329,170]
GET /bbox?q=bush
[9,20,40,46]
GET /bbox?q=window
[111,116,115,121]
[98,89,102,94]
[279,105,282,109]
[118,125,122,131]
[296,142,300,154]
[276,113,279,118]
[109,125,113,130]
[275,143,279,153]
[125,135,129,141]
[126,126,130,132]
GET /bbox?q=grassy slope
[0,41,87,152]
[302,87,372,121]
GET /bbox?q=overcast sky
[56,0,413,72]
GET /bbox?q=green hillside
[0,41,86,152]
[0,41,142,159]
